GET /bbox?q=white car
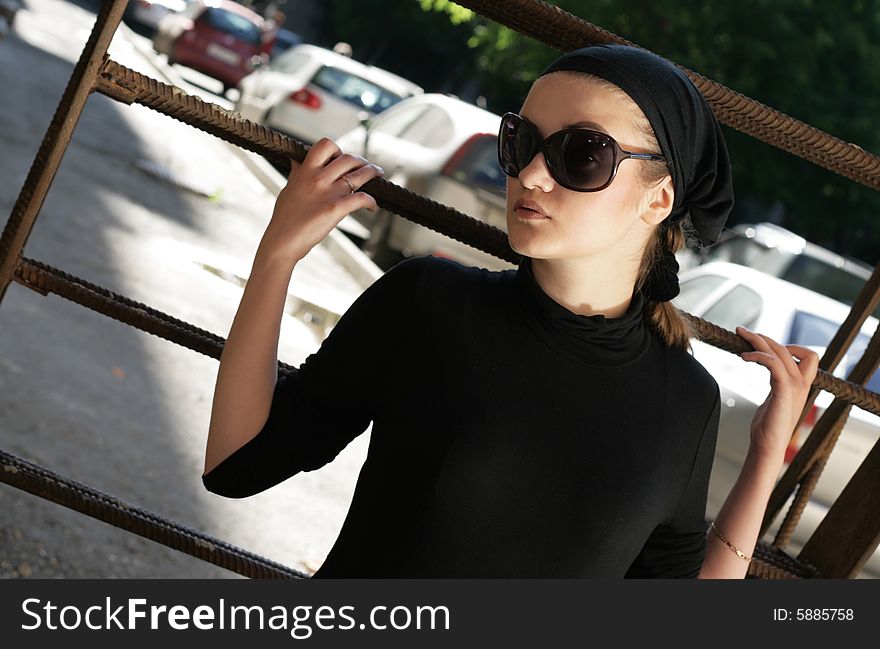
[235,43,422,145]
[675,261,880,577]
[335,93,513,272]
[128,0,192,31]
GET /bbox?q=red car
[152,0,272,93]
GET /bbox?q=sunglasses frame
[498,112,667,193]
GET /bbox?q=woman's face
[505,72,668,261]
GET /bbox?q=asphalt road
[0,0,373,578]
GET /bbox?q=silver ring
[341,174,355,195]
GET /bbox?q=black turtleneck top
[202,255,721,578]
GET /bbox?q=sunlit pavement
[0,0,373,577]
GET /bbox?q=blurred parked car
[675,260,880,577]
[152,0,270,93]
[701,222,880,318]
[235,43,422,147]
[335,93,512,271]
[127,0,192,31]
[0,0,21,34]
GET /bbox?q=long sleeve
[625,383,721,578]
[202,256,426,498]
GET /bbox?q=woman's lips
[514,198,550,220]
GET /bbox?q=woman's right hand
[260,137,384,263]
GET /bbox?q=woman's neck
[530,255,639,319]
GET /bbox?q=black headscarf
[538,44,734,248]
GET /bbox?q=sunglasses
[497,112,666,192]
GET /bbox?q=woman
[202,44,819,578]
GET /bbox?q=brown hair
[628,97,700,353]
[563,71,698,352]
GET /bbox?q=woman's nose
[516,149,554,192]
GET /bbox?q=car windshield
[201,8,261,46]
[310,66,405,113]
[787,311,880,393]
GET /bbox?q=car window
[272,50,310,73]
[372,105,430,137]
[444,135,505,195]
[398,106,454,148]
[844,332,879,389]
[786,310,848,348]
[310,66,405,113]
[701,284,763,331]
[780,255,877,317]
[673,274,728,314]
[199,8,262,46]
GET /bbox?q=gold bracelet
[709,522,751,561]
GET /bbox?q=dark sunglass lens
[550,131,615,189]
[499,115,537,177]
[498,117,522,176]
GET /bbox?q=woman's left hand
[735,325,820,459]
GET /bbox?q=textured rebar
[456,0,880,191]
[681,309,880,416]
[95,60,518,266]
[745,541,821,579]
[0,0,129,305]
[772,408,851,549]
[14,256,296,377]
[0,447,306,579]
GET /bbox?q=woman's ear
[641,175,675,226]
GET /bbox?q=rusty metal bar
[770,404,851,547]
[798,431,880,578]
[745,542,820,579]
[0,447,306,579]
[762,319,880,542]
[455,0,880,192]
[13,256,296,376]
[0,0,128,306]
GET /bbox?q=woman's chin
[508,232,548,259]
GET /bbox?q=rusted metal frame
[14,256,296,377]
[0,448,305,579]
[455,0,880,192]
[761,266,880,537]
[798,423,880,578]
[94,59,517,265]
[745,541,820,579]
[770,404,851,548]
[762,319,880,545]
[0,0,128,306]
